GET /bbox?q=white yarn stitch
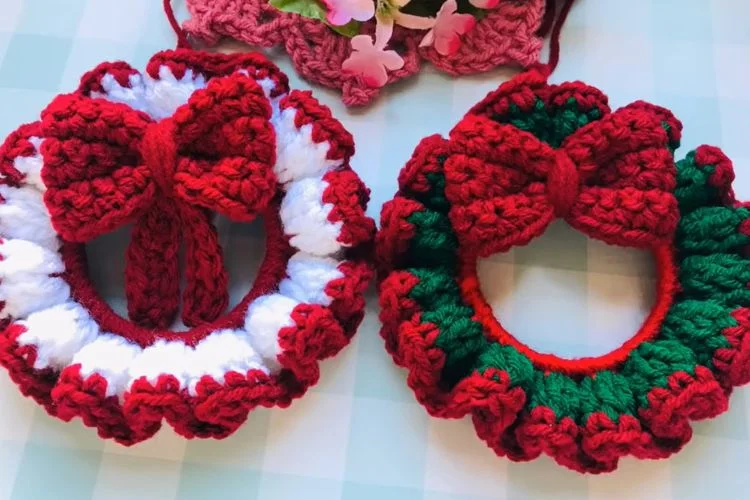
[12,137,45,191]
[73,334,143,397]
[127,339,192,388]
[185,329,268,395]
[280,176,342,256]
[278,252,343,305]
[244,294,298,370]
[0,185,59,250]
[16,302,99,370]
[146,67,207,120]
[0,239,70,320]
[0,65,359,396]
[272,107,342,185]
[255,77,284,122]
[91,67,207,121]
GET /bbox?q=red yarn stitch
[377,266,740,472]
[41,73,277,328]
[61,207,289,348]
[445,105,679,257]
[0,50,375,445]
[376,70,750,473]
[460,244,679,375]
[182,0,545,106]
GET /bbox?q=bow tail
[125,198,182,328]
[567,186,679,248]
[179,204,230,327]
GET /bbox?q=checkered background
[1,0,749,498]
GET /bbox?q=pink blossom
[323,0,375,26]
[419,0,476,56]
[342,34,404,87]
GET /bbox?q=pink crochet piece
[183,0,545,106]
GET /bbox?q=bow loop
[171,74,278,222]
[445,115,558,256]
[40,94,157,242]
[561,107,679,247]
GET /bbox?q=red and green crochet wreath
[0,49,375,444]
[377,69,750,473]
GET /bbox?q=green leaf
[329,20,361,37]
[269,0,327,22]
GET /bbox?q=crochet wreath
[377,69,750,473]
[0,49,375,444]
[183,0,544,106]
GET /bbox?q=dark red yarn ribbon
[445,102,681,256]
[39,74,278,328]
[164,0,192,49]
[533,0,576,77]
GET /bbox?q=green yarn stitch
[679,254,750,309]
[677,207,750,256]
[675,151,723,213]
[397,131,749,426]
[424,305,489,386]
[405,267,489,387]
[620,340,699,407]
[528,371,585,422]
[661,300,735,367]
[579,372,637,422]
[405,209,458,269]
[407,172,451,214]
[495,97,602,148]
[409,268,464,310]
[476,343,534,387]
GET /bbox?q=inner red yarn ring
[458,243,678,375]
[61,205,292,348]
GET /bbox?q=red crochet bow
[40,75,278,328]
[445,106,679,257]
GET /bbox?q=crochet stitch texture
[183,0,544,106]
[377,69,750,473]
[0,50,375,444]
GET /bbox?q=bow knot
[547,149,579,218]
[140,121,178,197]
[40,74,279,328]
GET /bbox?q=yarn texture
[376,68,750,473]
[182,0,544,106]
[0,50,375,444]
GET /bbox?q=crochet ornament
[183,0,545,106]
[376,69,750,473]
[0,49,375,444]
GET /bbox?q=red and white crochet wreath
[0,50,375,444]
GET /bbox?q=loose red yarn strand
[545,0,574,75]
[533,0,575,77]
[163,0,191,49]
[537,0,557,37]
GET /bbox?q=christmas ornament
[0,12,374,444]
[376,1,750,473]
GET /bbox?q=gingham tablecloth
[1,1,749,498]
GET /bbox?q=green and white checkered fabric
[0,0,749,498]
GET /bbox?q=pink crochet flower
[419,0,476,56]
[183,0,546,106]
[323,0,375,26]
